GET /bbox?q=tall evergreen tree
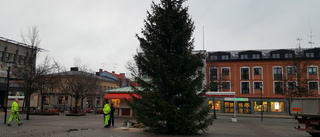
[129,0,214,134]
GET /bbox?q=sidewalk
[216,113,295,119]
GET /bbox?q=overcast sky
[1,0,319,76]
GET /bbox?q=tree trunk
[74,97,79,113]
[25,95,30,120]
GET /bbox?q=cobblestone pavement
[0,112,311,137]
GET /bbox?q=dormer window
[272,54,280,58]
[306,52,314,58]
[285,53,293,58]
[252,54,260,59]
[222,55,229,60]
[240,54,248,59]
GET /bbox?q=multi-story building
[206,47,320,115]
[29,67,122,110]
[0,36,37,110]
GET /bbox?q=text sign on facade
[224,97,249,101]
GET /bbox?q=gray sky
[1,0,319,76]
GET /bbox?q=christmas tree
[129,0,214,134]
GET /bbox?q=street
[0,112,311,137]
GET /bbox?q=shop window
[208,100,221,110]
[238,102,251,114]
[254,101,267,112]
[111,99,120,108]
[224,102,234,113]
[270,102,284,112]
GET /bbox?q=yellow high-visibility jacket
[103,104,111,114]
[11,101,19,112]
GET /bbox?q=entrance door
[238,102,251,114]
[224,101,234,113]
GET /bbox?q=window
[271,102,284,112]
[254,101,267,112]
[253,67,262,75]
[272,53,280,58]
[210,55,217,60]
[240,54,248,59]
[210,81,218,91]
[254,82,262,89]
[241,68,249,80]
[274,82,284,94]
[252,54,260,59]
[287,82,297,90]
[308,66,318,75]
[111,99,120,108]
[306,52,314,58]
[309,82,319,90]
[43,96,50,105]
[58,96,68,104]
[222,55,229,60]
[209,101,221,110]
[273,67,283,80]
[285,53,293,58]
[0,52,3,61]
[221,67,230,76]
[222,82,230,89]
[241,82,250,94]
[287,66,296,75]
[210,68,218,80]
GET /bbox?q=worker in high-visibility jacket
[103,100,111,128]
[7,98,23,126]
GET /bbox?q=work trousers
[8,112,21,124]
[104,114,110,126]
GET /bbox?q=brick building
[206,47,320,115]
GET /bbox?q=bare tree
[11,26,47,120]
[57,67,100,113]
[37,57,59,111]
[283,57,312,97]
[126,60,141,80]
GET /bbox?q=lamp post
[260,84,263,122]
[4,61,14,124]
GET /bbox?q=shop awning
[104,93,139,99]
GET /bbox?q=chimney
[112,71,115,73]
[70,67,79,71]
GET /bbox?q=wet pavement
[0,112,311,137]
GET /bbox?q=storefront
[207,97,288,115]
[104,87,140,116]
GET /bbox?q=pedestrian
[109,103,115,127]
[103,100,111,128]
[7,98,23,126]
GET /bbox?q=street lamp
[260,84,263,122]
[4,61,14,124]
